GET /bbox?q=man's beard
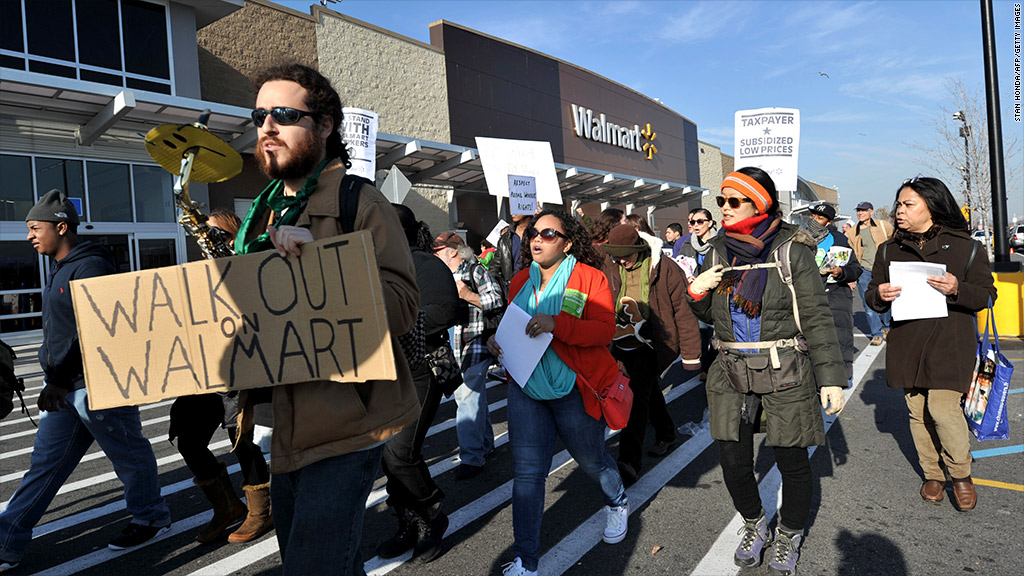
[255,130,325,181]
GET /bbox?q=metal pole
[962,124,972,230]
[980,0,1016,270]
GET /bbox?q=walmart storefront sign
[570,104,658,160]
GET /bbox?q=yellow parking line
[973,478,1024,492]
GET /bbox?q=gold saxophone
[144,110,243,259]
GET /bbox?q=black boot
[377,507,417,559]
[412,502,448,563]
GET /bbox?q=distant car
[971,230,986,242]
[1010,225,1024,249]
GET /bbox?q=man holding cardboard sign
[236,63,420,575]
[0,190,172,571]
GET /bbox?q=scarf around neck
[511,254,578,400]
[717,214,782,318]
[805,219,829,244]
[690,231,713,255]
[235,158,331,255]
[893,224,941,249]
[616,253,651,320]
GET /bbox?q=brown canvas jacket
[268,159,421,474]
[865,227,995,393]
[845,217,893,264]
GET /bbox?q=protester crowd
[0,63,998,576]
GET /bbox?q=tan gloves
[820,386,846,416]
[690,264,725,294]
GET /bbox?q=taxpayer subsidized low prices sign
[734,107,800,192]
[71,231,396,410]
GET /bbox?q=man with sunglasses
[845,201,893,346]
[601,224,701,484]
[236,63,420,576]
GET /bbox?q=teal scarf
[512,255,578,400]
[235,158,330,255]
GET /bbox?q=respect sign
[508,174,537,215]
[734,107,800,191]
[71,231,396,410]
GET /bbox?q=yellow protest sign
[71,231,395,410]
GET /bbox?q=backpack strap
[337,174,370,234]
[773,242,802,334]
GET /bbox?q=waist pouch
[715,335,809,395]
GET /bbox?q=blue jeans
[507,383,626,571]
[857,269,890,338]
[271,446,383,576]
[454,358,494,467]
[0,388,170,563]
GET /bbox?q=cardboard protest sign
[475,137,562,205]
[342,107,379,181]
[734,107,800,191]
[71,231,396,410]
[508,175,537,215]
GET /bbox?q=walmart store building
[1,0,708,339]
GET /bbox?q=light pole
[952,110,972,229]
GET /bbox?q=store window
[0,241,42,333]
[138,238,176,270]
[3,0,172,94]
[0,155,34,221]
[87,162,133,222]
[34,157,86,220]
[133,165,174,223]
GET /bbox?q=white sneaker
[603,503,628,544]
[501,557,538,576]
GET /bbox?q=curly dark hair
[589,207,624,243]
[518,209,604,270]
[894,176,968,231]
[252,63,351,168]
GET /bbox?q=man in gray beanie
[0,190,171,571]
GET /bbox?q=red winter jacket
[509,261,619,422]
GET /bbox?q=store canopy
[1,71,705,209]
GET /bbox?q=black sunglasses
[688,218,709,225]
[251,107,316,128]
[902,176,922,186]
[526,227,568,243]
[715,196,754,209]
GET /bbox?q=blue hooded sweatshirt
[39,241,117,390]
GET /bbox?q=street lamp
[952,110,972,229]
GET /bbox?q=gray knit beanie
[25,189,80,225]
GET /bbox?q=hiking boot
[194,463,247,544]
[412,503,449,563]
[881,329,890,341]
[767,527,804,575]
[501,557,538,576]
[228,482,273,543]
[108,522,171,550]
[870,336,883,346]
[603,503,628,544]
[734,509,769,567]
[377,507,417,559]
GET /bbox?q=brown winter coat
[865,227,995,393]
[602,232,701,375]
[269,159,421,474]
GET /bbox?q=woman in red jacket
[487,210,627,576]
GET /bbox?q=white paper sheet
[495,302,552,387]
[889,261,948,321]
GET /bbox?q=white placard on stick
[508,175,538,215]
[475,137,562,204]
[342,107,378,181]
[734,107,800,192]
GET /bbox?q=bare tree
[907,77,1022,235]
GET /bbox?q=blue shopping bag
[964,300,1013,441]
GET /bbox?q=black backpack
[1,338,32,423]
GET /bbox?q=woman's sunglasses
[526,227,568,243]
[688,218,709,225]
[251,107,316,128]
[715,196,754,209]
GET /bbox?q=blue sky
[275,0,1022,224]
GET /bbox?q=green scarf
[616,253,650,320]
[235,158,331,255]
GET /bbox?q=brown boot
[228,482,273,543]
[194,464,247,544]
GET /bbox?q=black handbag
[427,338,463,397]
